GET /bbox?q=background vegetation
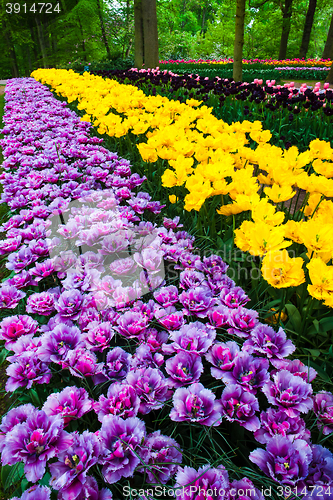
[1,0,333,79]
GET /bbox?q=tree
[96,0,111,58]
[2,19,19,77]
[299,0,317,58]
[322,9,333,58]
[134,0,159,68]
[278,0,293,59]
[233,0,246,81]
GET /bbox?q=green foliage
[65,57,134,73]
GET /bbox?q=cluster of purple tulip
[0,78,333,500]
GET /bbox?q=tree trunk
[3,22,19,78]
[29,25,39,67]
[299,0,317,59]
[35,16,48,67]
[233,0,246,82]
[142,0,159,68]
[322,11,333,59]
[96,0,111,59]
[26,44,33,74]
[278,0,293,60]
[134,0,144,68]
[125,39,133,58]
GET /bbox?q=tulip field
[0,61,332,500]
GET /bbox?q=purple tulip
[99,415,146,484]
[131,343,164,370]
[205,341,240,379]
[1,411,72,483]
[26,291,56,316]
[0,404,38,452]
[221,352,270,394]
[220,286,250,308]
[154,306,184,330]
[11,485,51,500]
[104,347,131,380]
[138,430,182,483]
[7,270,36,289]
[83,321,115,352]
[262,370,313,417]
[196,254,229,276]
[170,382,222,426]
[271,358,317,382]
[134,247,164,275]
[153,285,179,307]
[228,307,259,339]
[165,351,203,387]
[0,236,22,255]
[42,386,92,426]
[49,431,101,500]
[126,367,170,414]
[174,464,230,499]
[6,245,36,271]
[6,352,51,392]
[254,408,310,444]
[229,478,265,500]
[179,269,207,290]
[0,315,38,350]
[179,286,216,318]
[207,274,235,295]
[64,347,103,379]
[55,289,84,320]
[299,445,333,490]
[94,382,140,422]
[29,259,55,282]
[243,324,296,358]
[220,384,260,431]
[249,436,312,486]
[0,285,26,309]
[109,256,137,276]
[313,391,333,435]
[38,324,84,365]
[116,310,149,339]
[207,304,232,328]
[163,321,216,355]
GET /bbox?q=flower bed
[159,58,332,68]
[0,77,332,499]
[90,67,333,151]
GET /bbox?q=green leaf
[1,270,15,283]
[28,388,41,407]
[21,477,29,492]
[284,304,302,332]
[318,317,333,332]
[304,348,321,358]
[39,472,51,487]
[1,463,25,490]
[0,347,9,365]
[308,360,331,382]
